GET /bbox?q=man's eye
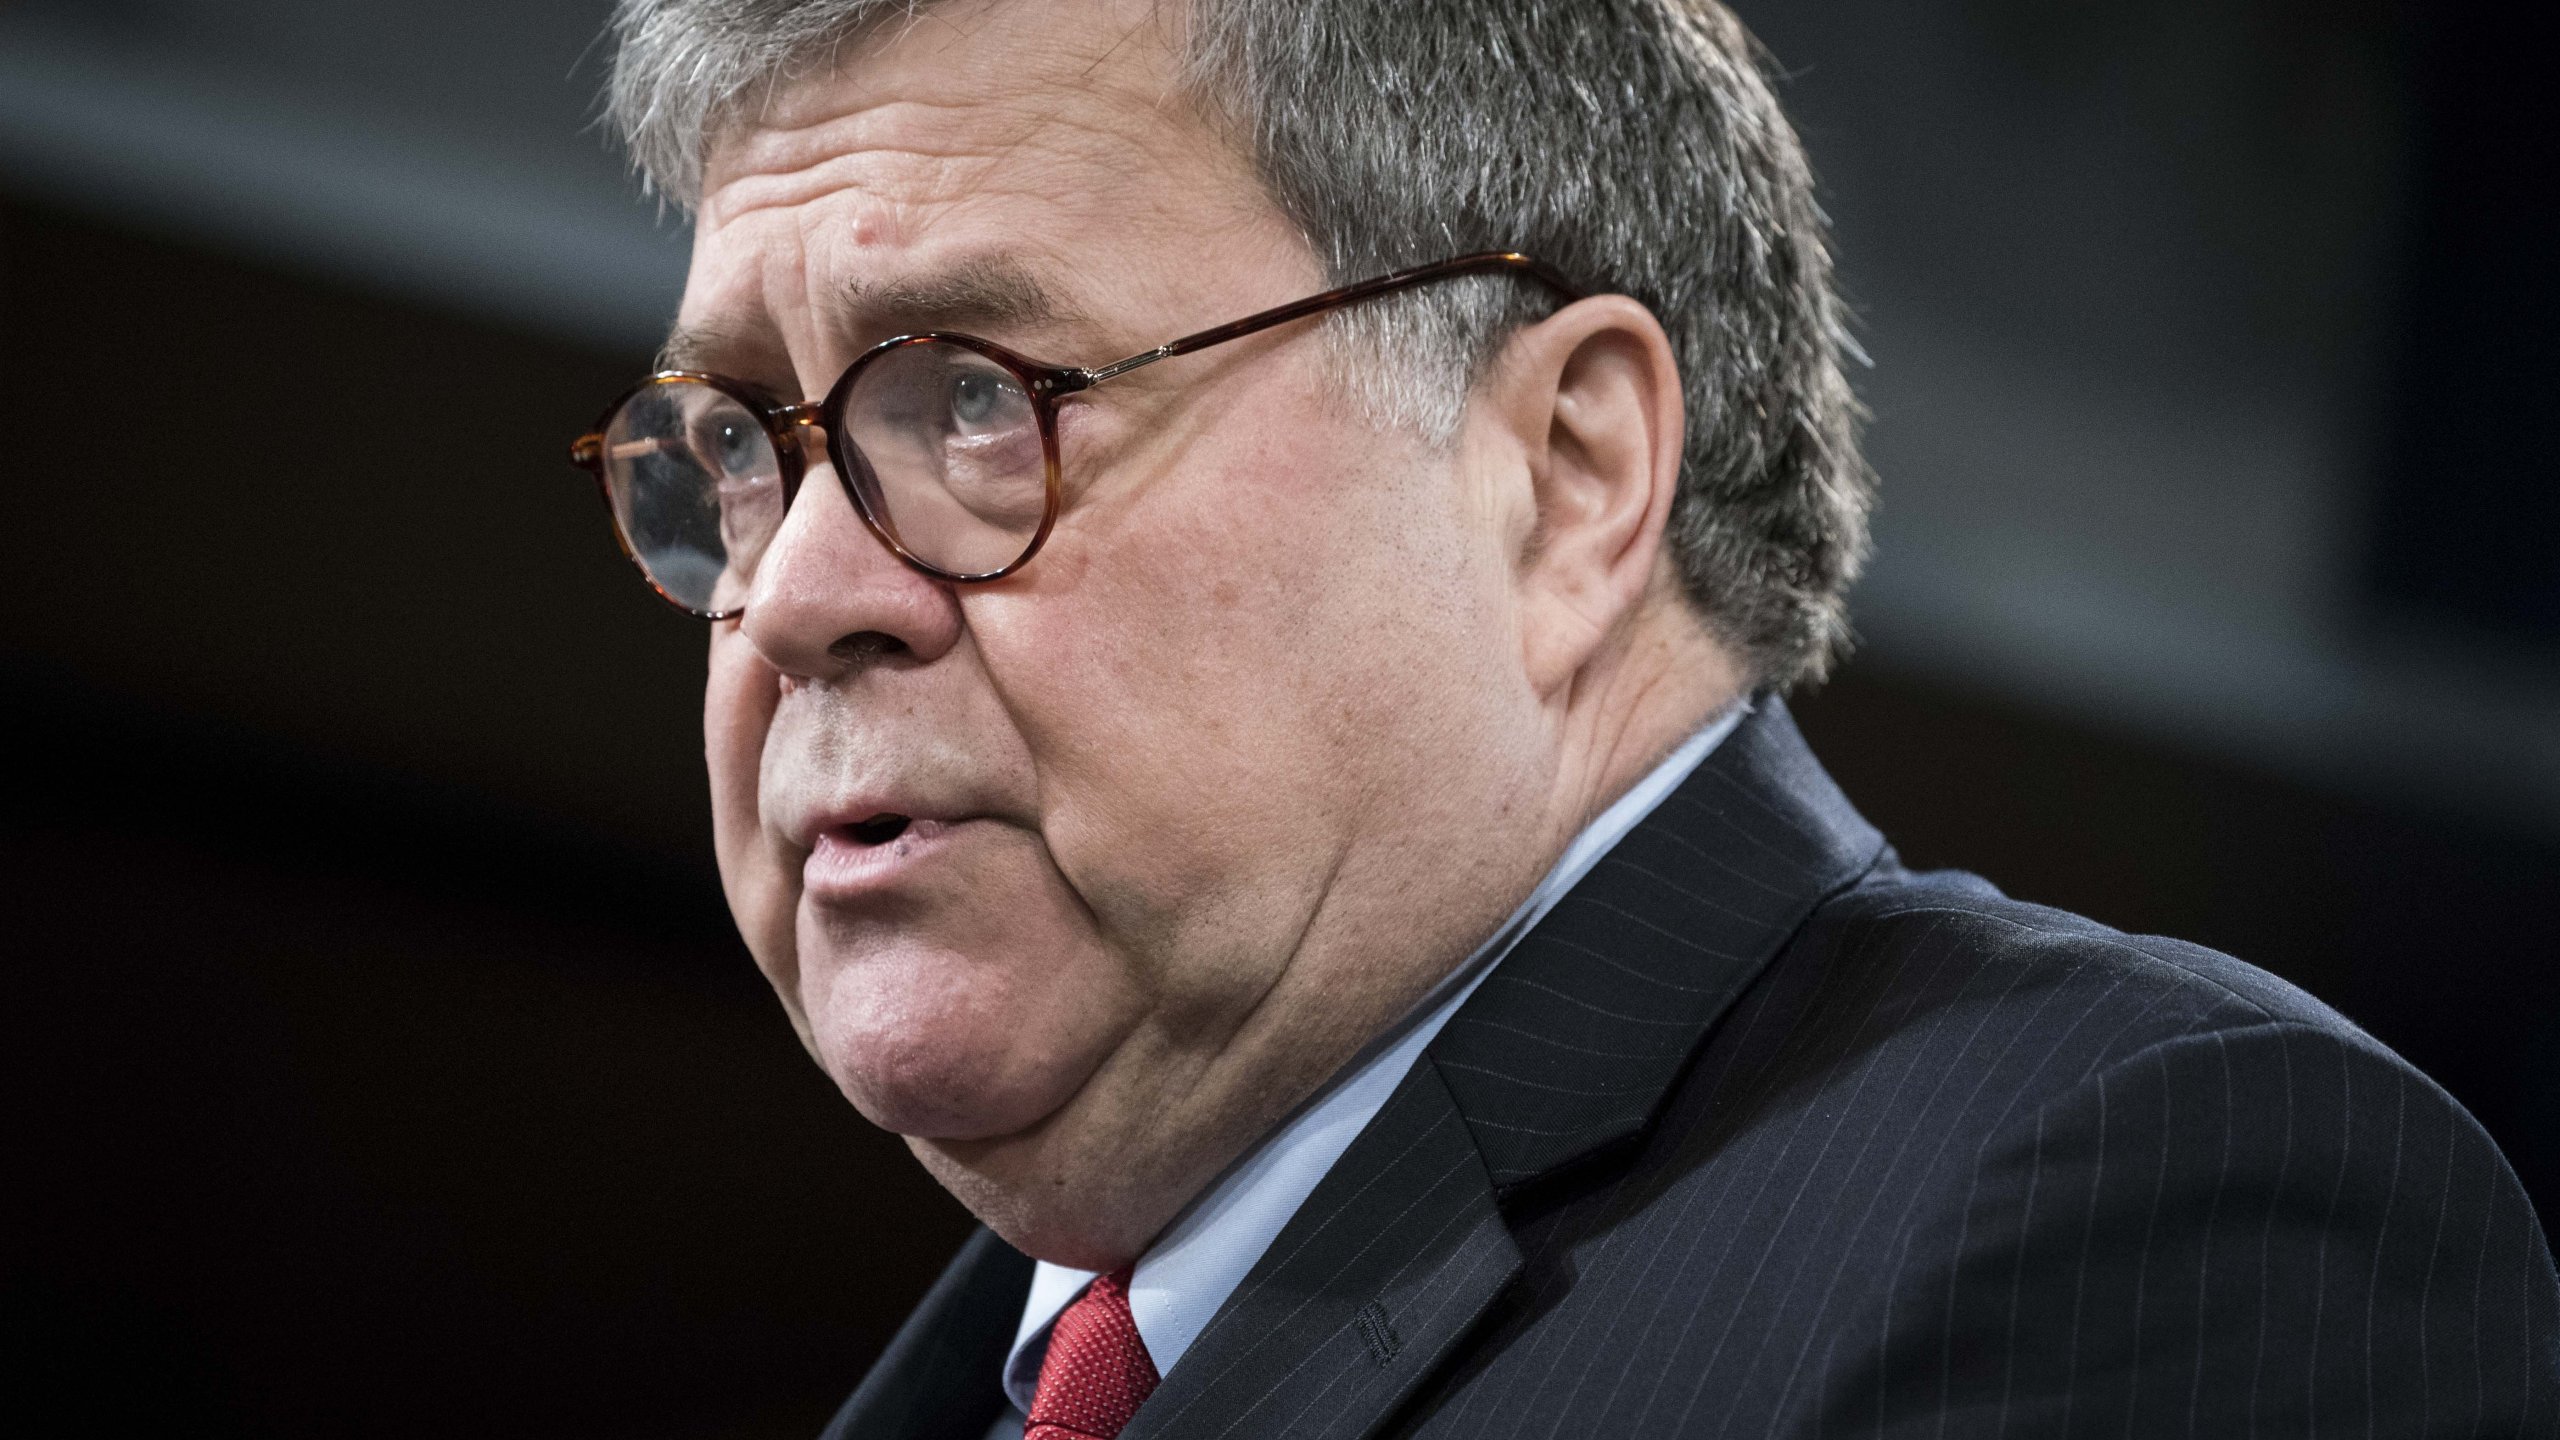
[950,373,1009,428]
[712,419,765,472]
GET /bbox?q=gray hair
[607,0,1872,687]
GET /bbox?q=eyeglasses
[568,251,1583,618]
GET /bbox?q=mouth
[845,812,913,846]
[801,811,966,902]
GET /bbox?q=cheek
[1038,432,1343,758]
[976,402,1488,955]
[704,629,799,987]
[1094,399,1482,725]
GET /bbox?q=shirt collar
[1001,702,1749,1412]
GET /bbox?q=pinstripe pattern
[823,701,2560,1440]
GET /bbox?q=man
[568,0,2560,1435]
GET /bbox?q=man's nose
[739,445,965,679]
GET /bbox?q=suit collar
[1430,695,1885,1188]
[1124,698,1885,1440]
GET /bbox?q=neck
[1545,591,1749,850]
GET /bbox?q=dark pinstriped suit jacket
[825,700,2560,1439]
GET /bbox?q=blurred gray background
[4,2,2553,1436]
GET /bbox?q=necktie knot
[1026,1268,1158,1440]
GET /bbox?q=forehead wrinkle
[707,93,1176,236]
[686,1,1275,381]
[703,101,1010,229]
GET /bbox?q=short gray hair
[607,0,1872,687]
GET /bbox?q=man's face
[685,0,1544,1258]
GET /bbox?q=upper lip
[783,793,966,852]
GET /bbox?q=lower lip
[801,819,969,901]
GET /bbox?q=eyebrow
[656,321,757,374]
[657,255,1087,376]
[842,255,1080,335]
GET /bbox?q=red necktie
[1025,1268,1159,1440]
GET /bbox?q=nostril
[830,631,908,666]
[848,814,912,845]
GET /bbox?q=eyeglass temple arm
[1067,252,1586,390]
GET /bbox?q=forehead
[681,0,1298,365]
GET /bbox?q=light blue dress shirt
[987,703,1747,1435]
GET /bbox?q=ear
[1481,295,1688,698]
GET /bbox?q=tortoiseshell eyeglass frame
[569,250,1587,618]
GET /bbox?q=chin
[814,1002,1097,1141]
[823,1033,1079,1140]
[799,930,1121,1141]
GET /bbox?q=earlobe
[1502,297,1688,698]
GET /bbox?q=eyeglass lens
[597,341,1052,614]
[839,339,1049,581]
[601,380,785,615]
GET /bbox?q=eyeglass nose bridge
[766,400,829,491]
[760,394,943,581]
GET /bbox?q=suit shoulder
[1736,872,2560,1434]
[1792,860,2379,1070]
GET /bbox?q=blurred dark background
[2,1,2553,1436]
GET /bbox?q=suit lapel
[819,1226,1031,1440]
[1131,699,1883,1440]
[1432,697,1884,1187]
[1122,1055,1521,1440]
